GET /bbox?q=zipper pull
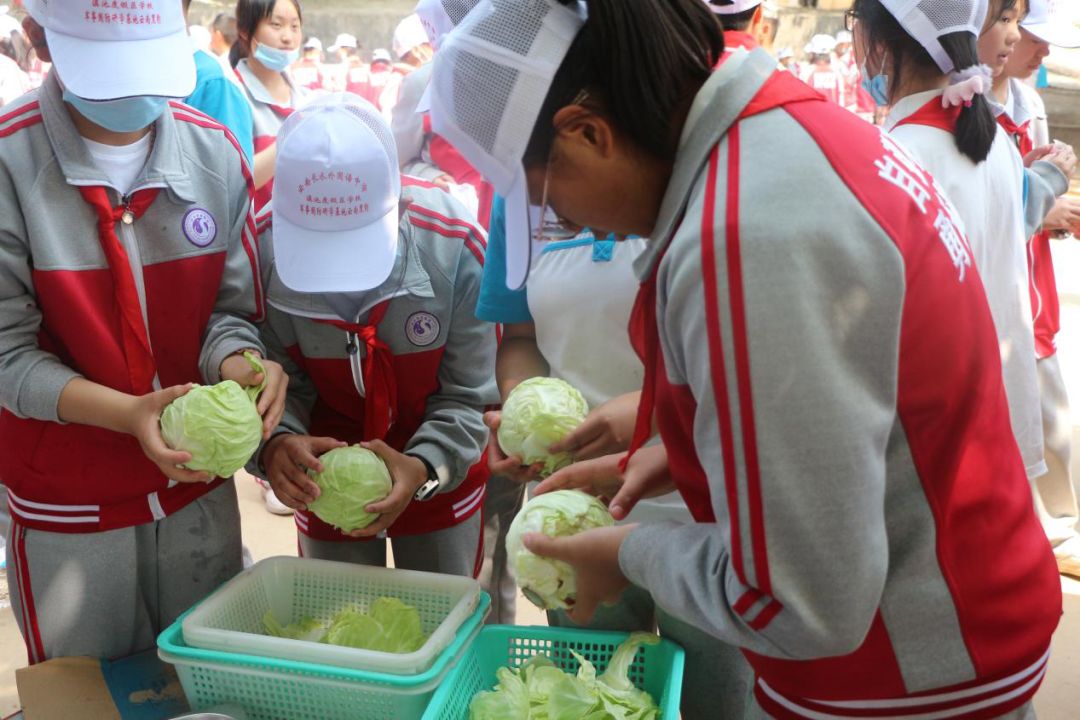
[120,195,134,225]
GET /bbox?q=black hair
[851,0,996,163]
[230,0,302,67]
[719,7,758,32]
[524,0,723,167]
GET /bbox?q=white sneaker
[255,477,294,516]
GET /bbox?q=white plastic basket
[182,556,481,674]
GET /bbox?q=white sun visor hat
[24,0,195,100]
[272,94,402,293]
[880,0,988,73]
[1022,0,1080,48]
[706,0,762,15]
[430,0,587,290]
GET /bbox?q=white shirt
[83,133,152,197]
[1013,79,1049,149]
[886,90,1046,479]
[527,235,692,525]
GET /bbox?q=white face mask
[254,41,300,72]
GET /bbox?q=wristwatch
[408,454,441,502]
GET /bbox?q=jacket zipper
[118,192,161,392]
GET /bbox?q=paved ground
[2,204,1079,718]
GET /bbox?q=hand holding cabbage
[159,352,268,479]
[506,489,615,610]
[219,350,290,439]
[497,378,589,478]
[306,444,395,533]
[262,434,348,510]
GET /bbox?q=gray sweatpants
[477,475,524,624]
[549,585,754,720]
[298,511,483,578]
[6,480,241,663]
[1033,354,1080,551]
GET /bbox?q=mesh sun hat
[430,0,587,290]
[1022,0,1080,48]
[415,0,482,48]
[880,0,989,73]
[705,0,763,15]
[271,94,402,293]
[24,0,195,100]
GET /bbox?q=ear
[751,5,765,32]
[22,16,50,63]
[551,105,616,160]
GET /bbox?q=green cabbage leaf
[307,446,393,533]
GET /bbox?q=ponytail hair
[851,0,996,163]
[939,32,995,163]
[231,0,303,68]
[524,0,723,166]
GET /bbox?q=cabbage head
[505,490,614,610]
[160,352,265,478]
[307,446,393,533]
[497,377,588,477]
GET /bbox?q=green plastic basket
[158,593,489,720]
[422,624,685,720]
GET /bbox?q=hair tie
[942,64,992,109]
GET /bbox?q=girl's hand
[548,391,640,461]
[534,444,674,521]
[262,434,345,510]
[220,352,290,438]
[484,411,545,483]
[347,440,430,537]
[128,384,210,484]
[522,524,637,625]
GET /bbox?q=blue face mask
[62,90,169,133]
[860,63,890,107]
[254,42,301,72]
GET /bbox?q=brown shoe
[1057,553,1080,580]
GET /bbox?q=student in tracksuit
[254,94,497,576]
[1,2,285,663]
[231,0,305,212]
[478,196,753,719]
[392,0,493,228]
[429,1,1060,717]
[993,0,1080,577]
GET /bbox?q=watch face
[415,478,440,501]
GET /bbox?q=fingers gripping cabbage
[307,446,393,533]
[160,352,265,478]
[506,490,615,610]
[498,378,588,477]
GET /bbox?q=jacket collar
[634,48,775,281]
[40,73,196,203]
[235,59,299,108]
[267,227,435,323]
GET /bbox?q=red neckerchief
[996,113,1033,157]
[619,69,822,472]
[324,300,397,440]
[893,95,962,133]
[77,186,160,394]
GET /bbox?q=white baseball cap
[328,33,358,52]
[808,33,837,55]
[393,13,430,59]
[415,0,481,48]
[705,0,762,14]
[1022,0,1080,48]
[430,0,587,290]
[880,0,988,73]
[25,0,196,100]
[304,36,323,51]
[272,94,402,293]
[372,48,393,64]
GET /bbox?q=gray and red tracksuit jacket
[618,50,1060,719]
[234,58,303,213]
[0,73,264,534]
[254,180,497,541]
